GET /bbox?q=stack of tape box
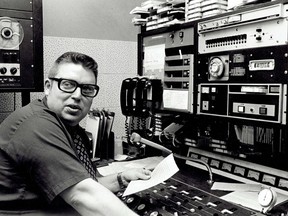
[146,1,185,31]
[186,0,228,22]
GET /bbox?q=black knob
[256,28,262,32]
[0,67,7,74]
[256,36,262,41]
[10,67,18,75]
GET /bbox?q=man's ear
[44,78,51,96]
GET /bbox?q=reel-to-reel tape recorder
[0,0,43,91]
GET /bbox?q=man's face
[45,63,96,126]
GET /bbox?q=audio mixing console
[118,166,288,216]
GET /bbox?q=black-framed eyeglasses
[49,77,99,98]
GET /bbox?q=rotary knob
[10,67,18,75]
[208,57,225,78]
[0,67,7,74]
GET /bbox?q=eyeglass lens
[60,79,97,97]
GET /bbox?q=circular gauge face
[258,188,276,207]
[208,57,225,78]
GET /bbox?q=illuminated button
[202,101,209,111]
[202,87,210,93]
[238,106,245,113]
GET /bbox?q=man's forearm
[60,178,137,216]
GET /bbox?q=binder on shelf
[85,109,115,160]
[95,110,105,158]
[104,111,115,159]
[85,110,101,159]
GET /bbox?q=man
[0,52,151,215]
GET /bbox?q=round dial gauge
[258,188,277,213]
[208,57,225,78]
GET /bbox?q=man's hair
[48,52,98,82]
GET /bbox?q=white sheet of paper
[163,89,188,110]
[123,154,179,197]
[143,44,165,78]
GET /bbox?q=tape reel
[0,17,24,49]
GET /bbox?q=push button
[259,107,267,115]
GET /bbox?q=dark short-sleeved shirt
[0,98,91,215]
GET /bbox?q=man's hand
[98,168,152,192]
[121,168,151,185]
